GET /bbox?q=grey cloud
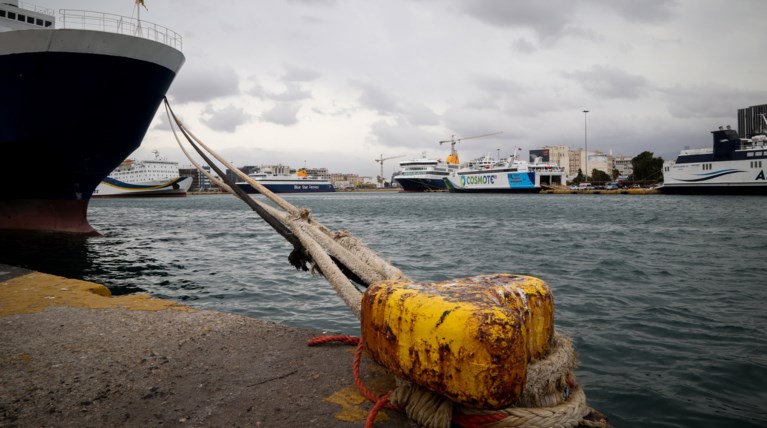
[247,82,268,99]
[260,102,301,126]
[658,84,767,119]
[353,81,399,114]
[283,64,322,82]
[511,38,537,53]
[459,0,577,42]
[370,118,438,150]
[152,113,171,132]
[564,65,648,99]
[168,62,239,103]
[201,104,251,132]
[459,0,674,45]
[286,0,337,6]
[247,78,312,102]
[592,0,677,24]
[403,104,440,127]
[269,83,313,102]
[351,81,439,126]
[474,76,527,96]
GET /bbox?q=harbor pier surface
[0,264,414,427]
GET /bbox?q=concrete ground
[0,264,609,428]
[0,264,414,427]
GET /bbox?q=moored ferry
[94,151,192,197]
[444,153,566,193]
[661,120,767,195]
[236,169,335,194]
[0,2,184,233]
[393,155,459,192]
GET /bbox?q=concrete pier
[0,264,414,427]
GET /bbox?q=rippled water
[2,192,766,427]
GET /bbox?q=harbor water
[2,192,766,427]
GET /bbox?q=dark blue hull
[236,182,336,194]
[395,177,447,192]
[0,30,183,233]
[659,185,767,195]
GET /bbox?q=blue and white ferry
[236,169,335,194]
[93,151,192,197]
[444,153,566,193]
[661,120,767,195]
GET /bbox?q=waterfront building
[568,150,582,180]
[180,165,212,191]
[328,173,376,188]
[585,152,612,178]
[534,145,630,181]
[303,167,330,179]
[738,103,767,138]
[613,155,633,179]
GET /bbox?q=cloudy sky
[40,0,767,177]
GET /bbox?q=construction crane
[374,154,405,187]
[439,131,503,164]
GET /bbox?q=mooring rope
[309,333,594,428]
[164,98,598,427]
[163,98,410,319]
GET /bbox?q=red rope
[452,411,507,427]
[365,391,393,428]
[307,335,360,346]
[308,334,403,426]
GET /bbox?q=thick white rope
[165,100,593,426]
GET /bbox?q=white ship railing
[16,1,55,17]
[59,9,182,51]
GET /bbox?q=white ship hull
[94,176,192,197]
[445,154,566,193]
[93,155,192,198]
[662,161,766,194]
[661,126,767,195]
[235,168,335,193]
[393,157,457,192]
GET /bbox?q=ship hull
[236,182,336,194]
[445,171,550,193]
[0,29,184,233]
[661,127,767,196]
[94,177,193,198]
[659,183,767,195]
[661,162,767,195]
[394,177,447,192]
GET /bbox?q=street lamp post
[583,110,589,181]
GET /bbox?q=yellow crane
[439,131,503,164]
[374,154,405,187]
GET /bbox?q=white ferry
[236,168,335,193]
[661,118,767,195]
[444,153,566,193]
[393,154,460,192]
[93,151,192,197]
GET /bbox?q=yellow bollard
[361,273,554,409]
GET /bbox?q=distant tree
[592,169,611,183]
[631,151,664,182]
[612,168,620,181]
[572,168,586,184]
